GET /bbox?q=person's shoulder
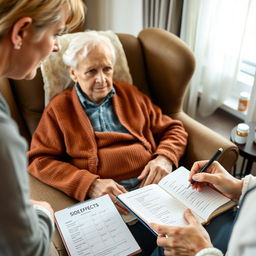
[45,87,74,110]
[114,81,142,95]
[114,81,153,106]
[114,80,134,88]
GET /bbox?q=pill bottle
[238,92,250,112]
[234,123,249,144]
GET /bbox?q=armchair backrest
[137,28,195,114]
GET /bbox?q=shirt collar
[75,83,115,108]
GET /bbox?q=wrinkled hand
[88,178,129,215]
[30,199,54,220]
[150,209,213,256]
[189,160,243,202]
[138,155,173,187]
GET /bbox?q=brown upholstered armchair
[0,28,238,255]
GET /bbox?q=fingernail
[193,174,200,180]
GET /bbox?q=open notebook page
[117,184,205,227]
[159,167,231,221]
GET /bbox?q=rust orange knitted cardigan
[28,81,188,201]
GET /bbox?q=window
[181,0,256,121]
[223,0,256,120]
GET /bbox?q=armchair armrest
[172,112,239,172]
[29,174,77,256]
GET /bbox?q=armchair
[0,28,238,255]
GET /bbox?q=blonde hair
[0,0,85,38]
[63,31,116,69]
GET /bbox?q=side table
[230,122,256,177]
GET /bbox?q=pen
[187,148,223,188]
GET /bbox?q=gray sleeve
[0,101,54,256]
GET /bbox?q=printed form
[55,195,140,256]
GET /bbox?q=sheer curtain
[247,78,256,122]
[181,0,251,118]
[143,0,183,35]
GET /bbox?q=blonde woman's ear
[11,17,32,49]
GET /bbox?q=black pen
[187,148,223,188]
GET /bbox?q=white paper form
[159,167,230,220]
[118,184,191,226]
[55,195,140,256]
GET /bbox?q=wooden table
[231,122,256,177]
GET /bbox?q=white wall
[85,0,143,36]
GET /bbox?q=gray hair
[63,31,116,69]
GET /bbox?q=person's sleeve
[143,94,188,167]
[0,110,53,256]
[28,107,99,201]
[33,204,55,233]
[240,174,256,201]
[195,248,223,256]
[226,187,256,256]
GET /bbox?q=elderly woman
[28,31,188,255]
[0,0,84,255]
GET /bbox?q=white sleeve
[240,175,256,201]
[195,248,223,256]
[226,188,256,256]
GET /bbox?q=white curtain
[181,0,251,118]
[247,78,256,122]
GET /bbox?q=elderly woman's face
[71,43,114,104]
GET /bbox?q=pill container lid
[237,123,250,133]
[239,92,250,100]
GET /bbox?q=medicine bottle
[234,123,249,144]
[238,92,250,112]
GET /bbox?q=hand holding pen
[187,148,223,189]
[188,155,243,201]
